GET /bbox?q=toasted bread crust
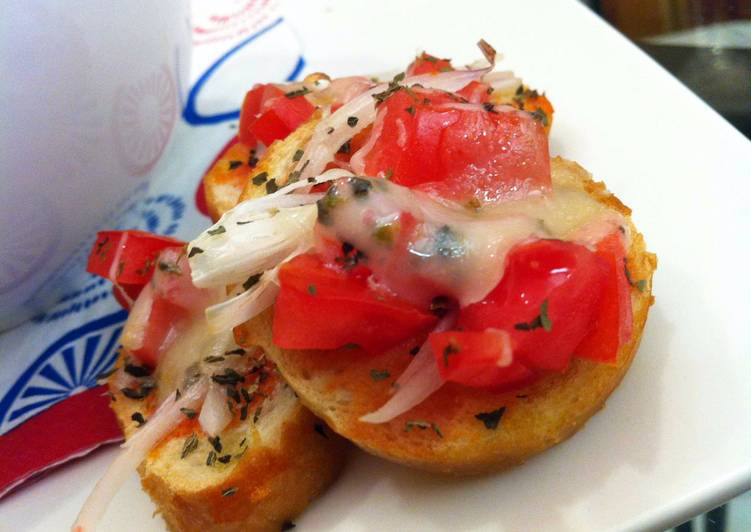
[108,354,347,531]
[236,157,657,474]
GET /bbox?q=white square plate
[3,1,750,530]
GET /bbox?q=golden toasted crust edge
[236,156,657,474]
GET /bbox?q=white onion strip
[204,271,280,333]
[189,204,317,289]
[188,170,353,290]
[203,241,308,333]
[198,383,232,437]
[360,315,456,424]
[72,377,208,532]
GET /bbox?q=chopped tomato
[334,124,372,164]
[87,231,184,305]
[359,88,550,203]
[429,330,535,392]
[151,247,215,312]
[239,84,315,147]
[406,52,454,76]
[129,292,187,367]
[574,232,633,363]
[273,254,437,352]
[456,81,492,104]
[459,239,608,372]
[120,248,211,367]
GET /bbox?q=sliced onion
[293,41,496,183]
[120,282,154,352]
[204,272,280,333]
[483,70,521,93]
[198,382,232,437]
[360,315,456,424]
[350,106,388,174]
[72,377,208,532]
[189,204,317,289]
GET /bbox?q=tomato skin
[129,294,186,367]
[360,88,550,203]
[87,231,184,297]
[239,84,315,147]
[456,81,492,104]
[273,254,437,353]
[574,232,633,363]
[429,330,536,391]
[406,52,454,76]
[238,85,280,145]
[459,239,608,372]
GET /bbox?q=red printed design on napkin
[0,385,122,499]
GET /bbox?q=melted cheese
[317,177,623,307]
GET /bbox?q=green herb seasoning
[157,261,182,275]
[373,220,399,246]
[338,140,351,154]
[212,369,245,387]
[442,341,460,367]
[285,87,310,98]
[207,225,226,236]
[405,106,415,116]
[208,435,223,453]
[131,412,146,427]
[475,406,506,430]
[350,177,372,198]
[314,422,328,439]
[243,273,262,291]
[370,369,391,381]
[539,299,553,332]
[307,284,317,296]
[252,172,268,185]
[405,420,442,438]
[265,178,279,194]
[225,348,246,356]
[529,108,549,127]
[181,433,199,459]
[206,450,217,466]
[123,363,150,378]
[180,407,197,419]
[514,299,552,332]
[292,149,304,162]
[228,160,242,170]
[204,355,225,364]
[347,116,359,127]
[120,383,155,400]
[636,279,647,292]
[188,247,204,258]
[221,486,238,496]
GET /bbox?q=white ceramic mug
[0,0,191,331]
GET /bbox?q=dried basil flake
[475,406,506,430]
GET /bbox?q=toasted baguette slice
[108,349,346,532]
[107,116,346,530]
[235,157,657,475]
[203,111,322,222]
